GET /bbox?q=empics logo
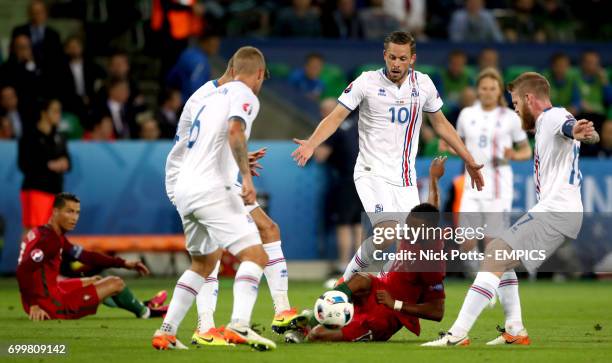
[242,103,253,115]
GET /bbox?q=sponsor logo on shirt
[378,88,386,97]
[242,103,253,115]
[344,83,353,93]
[430,283,444,291]
[30,249,44,262]
[375,204,384,213]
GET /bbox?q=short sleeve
[456,108,467,138]
[337,73,367,111]
[422,74,444,113]
[509,112,528,143]
[551,109,576,139]
[228,89,260,129]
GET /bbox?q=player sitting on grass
[286,157,447,343]
[16,192,168,321]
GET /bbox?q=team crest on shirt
[378,88,386,97]
[242,103,253,115]
[344,83,353,93]
[374,204,384,213]
[30,249,44,262]
[411,88,419,97]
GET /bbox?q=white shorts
[176,186,261,256]
[232,182,260,213]
[459,195,512,238]
[354,174,420,226]
[500,212,570,274]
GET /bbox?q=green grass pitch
[1,278,611,362]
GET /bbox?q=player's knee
[108,276,125,293]
[237,245,268,267]
[259,220,280,243]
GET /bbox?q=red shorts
[37,279,100,320]
[21,190,55,228]
[341,276,403,342]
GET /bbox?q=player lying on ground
[286,157,447,343]
[291,31,484,285]
[16,193,168,321]
[423,72,600,347]
[164,56,296,347]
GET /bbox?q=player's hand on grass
[375,290,395,309]
[125,260,150,276]
[29,305,50,321]
[429,156,447,180]
[292,139,314,167]
[573,119,597,142]
[465,160,485,191]
[241,178,257,205]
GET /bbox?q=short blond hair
[507,72,550,99]
[476,67,507,107]
[232,46,265,76]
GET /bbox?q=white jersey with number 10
[337,68,443,187]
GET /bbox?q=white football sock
[160,269,206,335]
[196,260,220,333]
[498,270,525,335]
[263,241,290,314]
[450,272,500,337]
[230,261,263,327]
[342,236,377,281]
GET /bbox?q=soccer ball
[314,291,354,329]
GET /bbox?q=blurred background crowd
[0,0,610,155]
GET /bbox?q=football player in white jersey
[165,59,298,347]
[153,46,277,351]
[456,68,532,267]
[292,31,484,282]
[423,72,599,347]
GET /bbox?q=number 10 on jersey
[389,106,411,124]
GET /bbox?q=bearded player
[165,57,296,347]
[286,157,447,343]
[423,72,599,346]
[292,31,484,283]
[16,193,167,321]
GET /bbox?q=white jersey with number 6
[165,79,220,203]
[174,81,260,208]
[456,104,527,200]
[338,68,443,187]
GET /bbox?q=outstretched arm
[291,105,351,166]
[427,156,446,208]
[376,290,445,322]
[572,119,600,144]
[427,111,484,191]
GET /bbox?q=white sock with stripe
[160,269,206,335]
[342,236,376,281]
[263,241,290,314]
[196,261,220,333]
[230,261,263,327]
[498,270,525,335]
[449,272,500,337]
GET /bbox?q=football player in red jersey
[286,157,447,342]
[16,192,167,321]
